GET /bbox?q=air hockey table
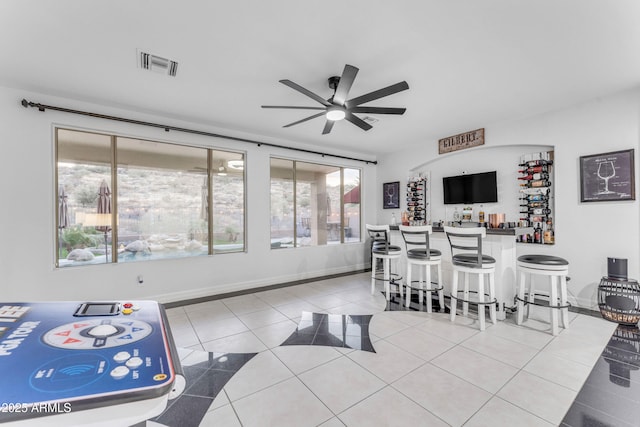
[0,301,184,426]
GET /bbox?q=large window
[56,128,245,267]
[270,158,360,248]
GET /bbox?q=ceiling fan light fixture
[326,107,346,121]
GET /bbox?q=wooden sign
[438,128,485,154]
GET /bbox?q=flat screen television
[443,171,498,204]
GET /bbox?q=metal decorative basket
[598,277,640,325]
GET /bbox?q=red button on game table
[123,303,133,309]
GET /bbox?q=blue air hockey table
[0,301,184,426]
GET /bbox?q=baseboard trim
[164,269,369,309]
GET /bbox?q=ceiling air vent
[138,50,178,77]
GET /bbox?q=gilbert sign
[438,128,484,154]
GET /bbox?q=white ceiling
[2,1,640,158]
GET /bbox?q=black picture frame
[382,181,400,209]
[580,149,635,202]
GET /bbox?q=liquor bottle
[401,211,409,226]
[534,225,542,244]
[406,197,423,201]
[452,207,461,222]
[544,218,554,244]
[478,205,485,223]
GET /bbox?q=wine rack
[517,152,554,244]
[406,176,427,225]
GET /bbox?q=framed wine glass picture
[383,181,400,209]
[580,149,635,202]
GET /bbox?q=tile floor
[154,272,627,427]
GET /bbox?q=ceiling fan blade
[345,81,409,108]
[262,105,326,110]
[322,120,335,135]
[279,80,332,107]
[283,111,326,128]
[350,106,406,115]
[345,112,373,131]
[332,64,359,106]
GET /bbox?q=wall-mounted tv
[443,171,498,204]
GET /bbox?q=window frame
[269,156,361,249]
[54,127,246,268]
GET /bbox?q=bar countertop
[390,224,535,236]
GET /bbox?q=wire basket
[598,277,640,325]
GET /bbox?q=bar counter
[388,225,534,320]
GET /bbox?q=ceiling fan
[262,64,409,135]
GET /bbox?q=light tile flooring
[164,272,617,427]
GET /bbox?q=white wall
[0,86,377,303]
[377,88,640,310]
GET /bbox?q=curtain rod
[20,99,377,165]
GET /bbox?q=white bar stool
[366,224,402,301]
[444,226,497,331]
[516,254,569,335]
[399,225,444,312]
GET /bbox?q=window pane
[344,168,361,242]
[296,161,340,247]
[116,137,208,263]
[211,150,245,253]
[56,129,111,267]
[56,129,113,267]
[270,158,294,248]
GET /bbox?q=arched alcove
[407,144,554,226]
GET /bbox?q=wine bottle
[528,179,551,188]
[518,172,549,181]
[518,165,549,174]
[406,197,423,201]
[527,202,547,208]
[526,194,548,202]
[522,207,551,215]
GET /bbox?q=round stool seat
[407,248,441,259]
[452,253,496,268]
[518,254,568,271]
[372,245,402,255]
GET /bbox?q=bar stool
[444,226,497,331]
[399,225,444,312]
[516,254,569,335]
[366,224,402,301]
